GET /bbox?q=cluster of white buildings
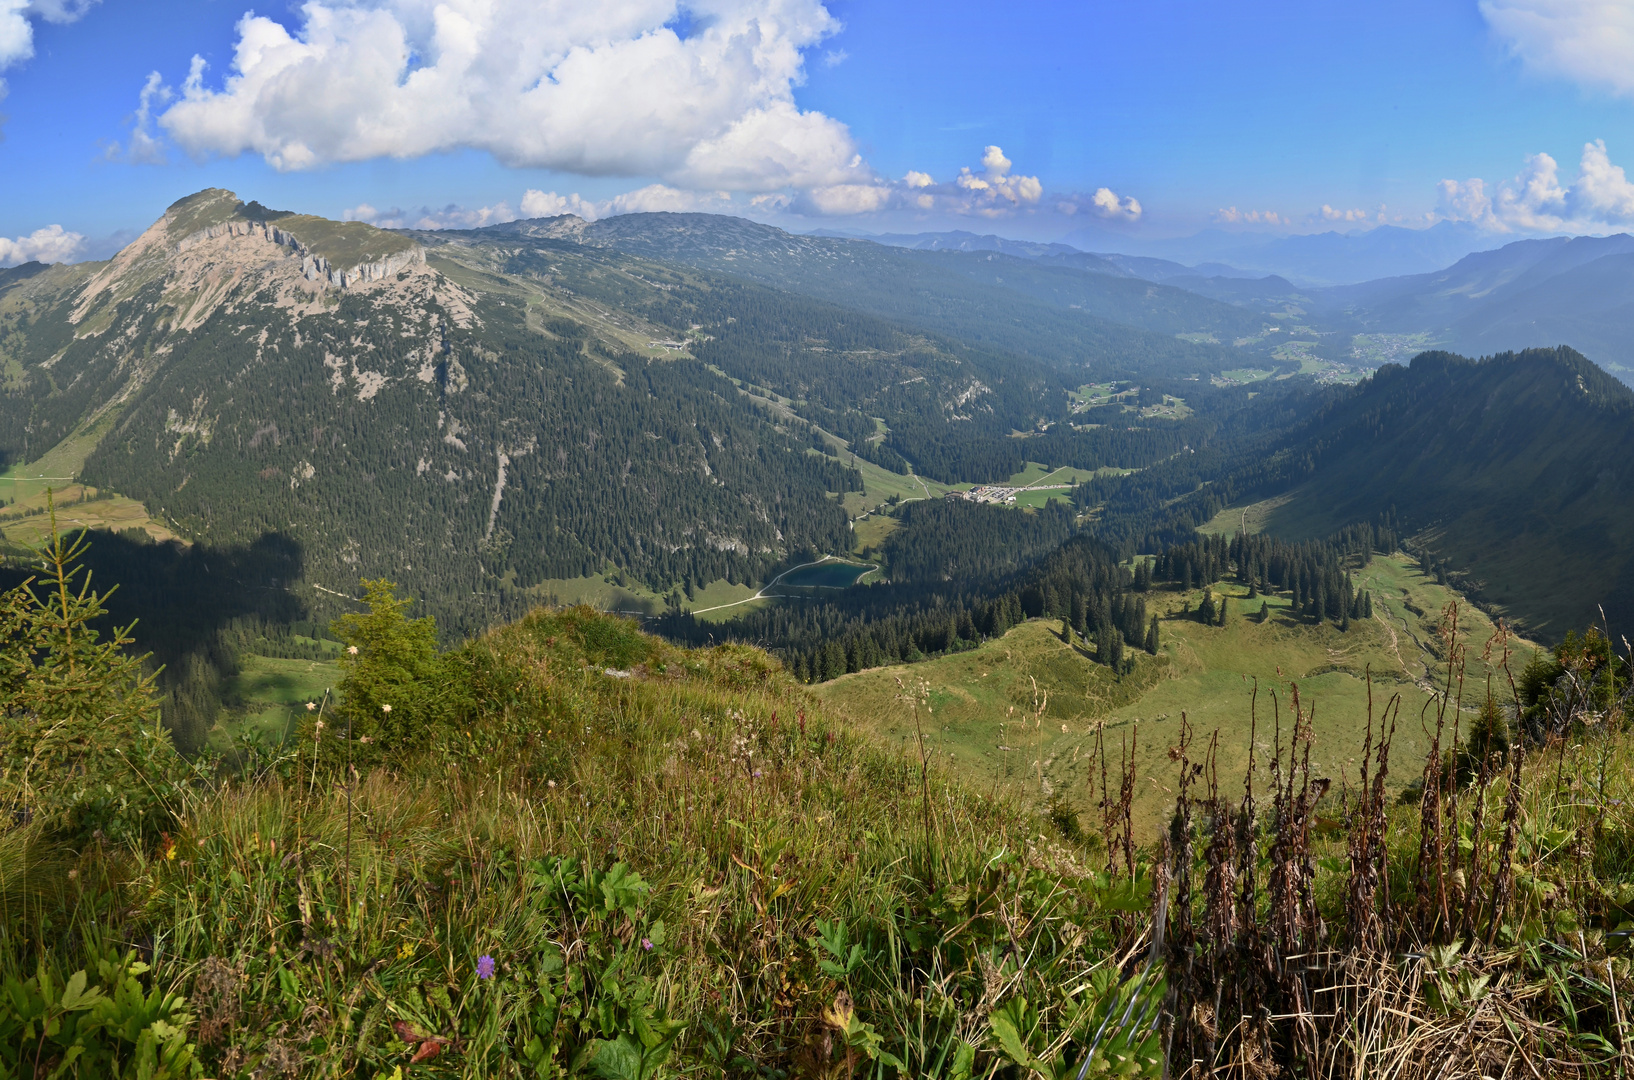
[957,483,1071,504]
[957,485,1021,504]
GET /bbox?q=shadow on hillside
[0,529,309,750]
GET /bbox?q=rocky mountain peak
[70,190,449,336]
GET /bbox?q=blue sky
[2,0,1634,263]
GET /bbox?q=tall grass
[15,587,1634,1077]
[1149,603,1634,1077]
[3,607,1161,1078]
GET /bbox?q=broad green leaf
[989,998,1042,1070]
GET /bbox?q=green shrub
[328,578,464,755]
[0,949,200,1079]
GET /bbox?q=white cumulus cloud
[600,184,735,215]
[105,70,171,164]
[0,2,32,74]
[877,145,1055,219]
[155,0,866,192]
[1432,142,1634,231]
[950,145,1044,213]
[1571,138,1634,222]
[1054,188,1142,221]
[0,0,98,102]
[1085,187,1142,221]
[519,190,603,220]
[1481,0,1634,96]
[345,201,522,230]
[0,223,86,266]
[1320,205,1371,223]
[794,182,892,215]
[1213,206,1283,226]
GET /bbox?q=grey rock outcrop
[176,218,425,288]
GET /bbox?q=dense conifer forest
[663,499,1389,683]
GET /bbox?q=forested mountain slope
[0,191,866,634]
[476,212,1264,374]
[1246,347,1634,635]
[3,190,1259,641]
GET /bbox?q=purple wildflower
[752,769,763,778]
[476,955,496,980]
[641,938,653,951]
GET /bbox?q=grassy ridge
[817,553,1536,837]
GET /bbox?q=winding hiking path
[1374,609,1409,678]
[1373,605,1448,699]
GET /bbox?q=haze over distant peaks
[1060,219,1516,286]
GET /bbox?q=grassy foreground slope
[11,548,1634,1076]
[2,598,1162,1078]
[817,553,1535,836]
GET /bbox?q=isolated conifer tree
[1466,694,1510,768]
[1103,627,1124,668]
[1199,588,1217,625]
[0,501,176,839]
[1145,616,1159,654]
[1219,594,1230,627]
[1259,600,1270,623]
[332,578,451,753]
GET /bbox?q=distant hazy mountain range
[822,220,1515,290]
[1058,219,1513,286]
[821,221,1634,382]
[1320,234,1634,377]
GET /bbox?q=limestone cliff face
[176,217,428,288]
[300,245,426,287]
